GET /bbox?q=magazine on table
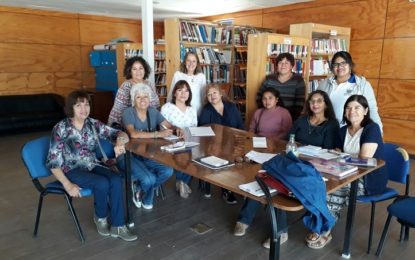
[309,158,358,179]
[338,157,377,167]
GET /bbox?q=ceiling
[0,0,312,21]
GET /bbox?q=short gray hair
[130,83,153,106]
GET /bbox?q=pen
[160,124,168,130]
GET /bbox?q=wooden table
[124,124,384,259]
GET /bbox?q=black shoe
[223,191,237,204]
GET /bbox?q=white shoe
[132,183,141,208]
[262,232,288,249]
[234,222,248,236]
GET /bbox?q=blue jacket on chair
[263,152,336,234]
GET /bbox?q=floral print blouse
[46,117,120,173]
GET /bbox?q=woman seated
[161,80,197,199]
[46,90,137,242]
[199,83,244,203]
[234,90,339,248]
[306,94,387,249]
[117,83,176,210]
[250,87,292,139]
[289,90,339,149]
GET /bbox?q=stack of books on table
[309,158,358,179]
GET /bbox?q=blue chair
[376,196,415,257]
[21,136,92,243]
[357,143,411,253]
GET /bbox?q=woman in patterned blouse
[46,90,137,242]
[107,56,160,128]
[161,80,197,199]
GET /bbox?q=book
[192,155,234,170]
[239,180,277,197]
[338,157,377,167]
[160,141,199,152]
[309,158,358,179]
[188,126,215,136]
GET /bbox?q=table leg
[342,180,358,258]
[124,150,134,227]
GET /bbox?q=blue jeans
[66,166,125,227]
[238,198,287,232]
[118,154,173,205]
[175,170,192,184]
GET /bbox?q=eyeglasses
[309,98,324,104]
[332,61,348,68]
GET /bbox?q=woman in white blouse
[167,51,206,115]
[161,80,197,198]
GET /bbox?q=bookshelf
[246,33,310,126]
[164,18,272,120]
[115,42,167,104]
[289,23,351,93]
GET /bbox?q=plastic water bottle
[286,134,299,157]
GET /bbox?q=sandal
[305,232,320,244]
[307,231,332,249]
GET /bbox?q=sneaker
[179,181,190,199]
[223,190,237,204]
[132,184,141,208]
[93,215,110,236]
[204,191,212,198]
[142,203,153,210]
[262,232,288,249]
[234,221,248,236]
[110,225,138,242]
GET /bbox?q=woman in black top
[289,90,339,149]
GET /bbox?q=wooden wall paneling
[81,46,95,72]
[0,5,78,18]
[201,9,263,22]
[377,79,415,121]
[383,118,415,154]
[367,78,379,97]
[82,72,96,89]
[0,12,80,45]
[55,72,83,89]
[0,43,81,73]
[0,72,54,95]
[380,38,415,79]
[154,21,165,39]
[28,73,54,90]
[79,19,141,46]
[349,40,383,78]
[233,15,264,28]
[385,0,415,38]
[262,0,387,40]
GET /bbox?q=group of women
[46,49,386,248]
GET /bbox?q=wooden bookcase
[289,23,351,93]
[246,33,310,126]
[115,42,167,104]
[164,18,272,120]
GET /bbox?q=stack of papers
[239,181,277,197]
[245,150,277,164]
[298,145,348,160]
[160,141,199,152]
[253,137,267,148]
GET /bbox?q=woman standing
[306,95,386,249]
[161,80,197,198]
[46,90,137,242]
[108,56,160,128]
[250,87,292,140]
[318,51,382,131]
[167,51,206,115]
[199,83,244,203]
[117,83,175,210]
[256,52,306,121]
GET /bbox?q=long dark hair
[342,94,373,127]
[304,90,336,120]
[171,80,192,106]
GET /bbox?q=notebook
[192,155,234,170]
[309,158,358,179]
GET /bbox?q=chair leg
[158,185,165,200]
[33,194,44,237]
[404,226,410,241]
[367,202,376,254]
[375,214,393,257]
[63,194,85,243]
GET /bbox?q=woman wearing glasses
[318,51,382,131]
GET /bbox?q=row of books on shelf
[233,85,246,101]
[266,59,305,76]
[311,38,347,54]
[181,46,232,65]
[157,86,167,96]
[124,49,144,59]
[234,49,247,64]
[154,50,166,59]
[234,66,247,83]
[268,44,308,59]
[233,27,270,45]
[202,65,230,84]
[308,79,322,92]
[155,73,166,86]
[310,58,330,76]
[180,21,232,44]
[155,60,166,73]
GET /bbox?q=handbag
[257,171,294,198]
[89,119,120,173]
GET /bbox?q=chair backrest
[384,143,410,184]
[96,138,115,160]
[21,136,52,179]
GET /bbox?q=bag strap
[146,109,151,132]
[255,108,266,134]
[89,118,109,162]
